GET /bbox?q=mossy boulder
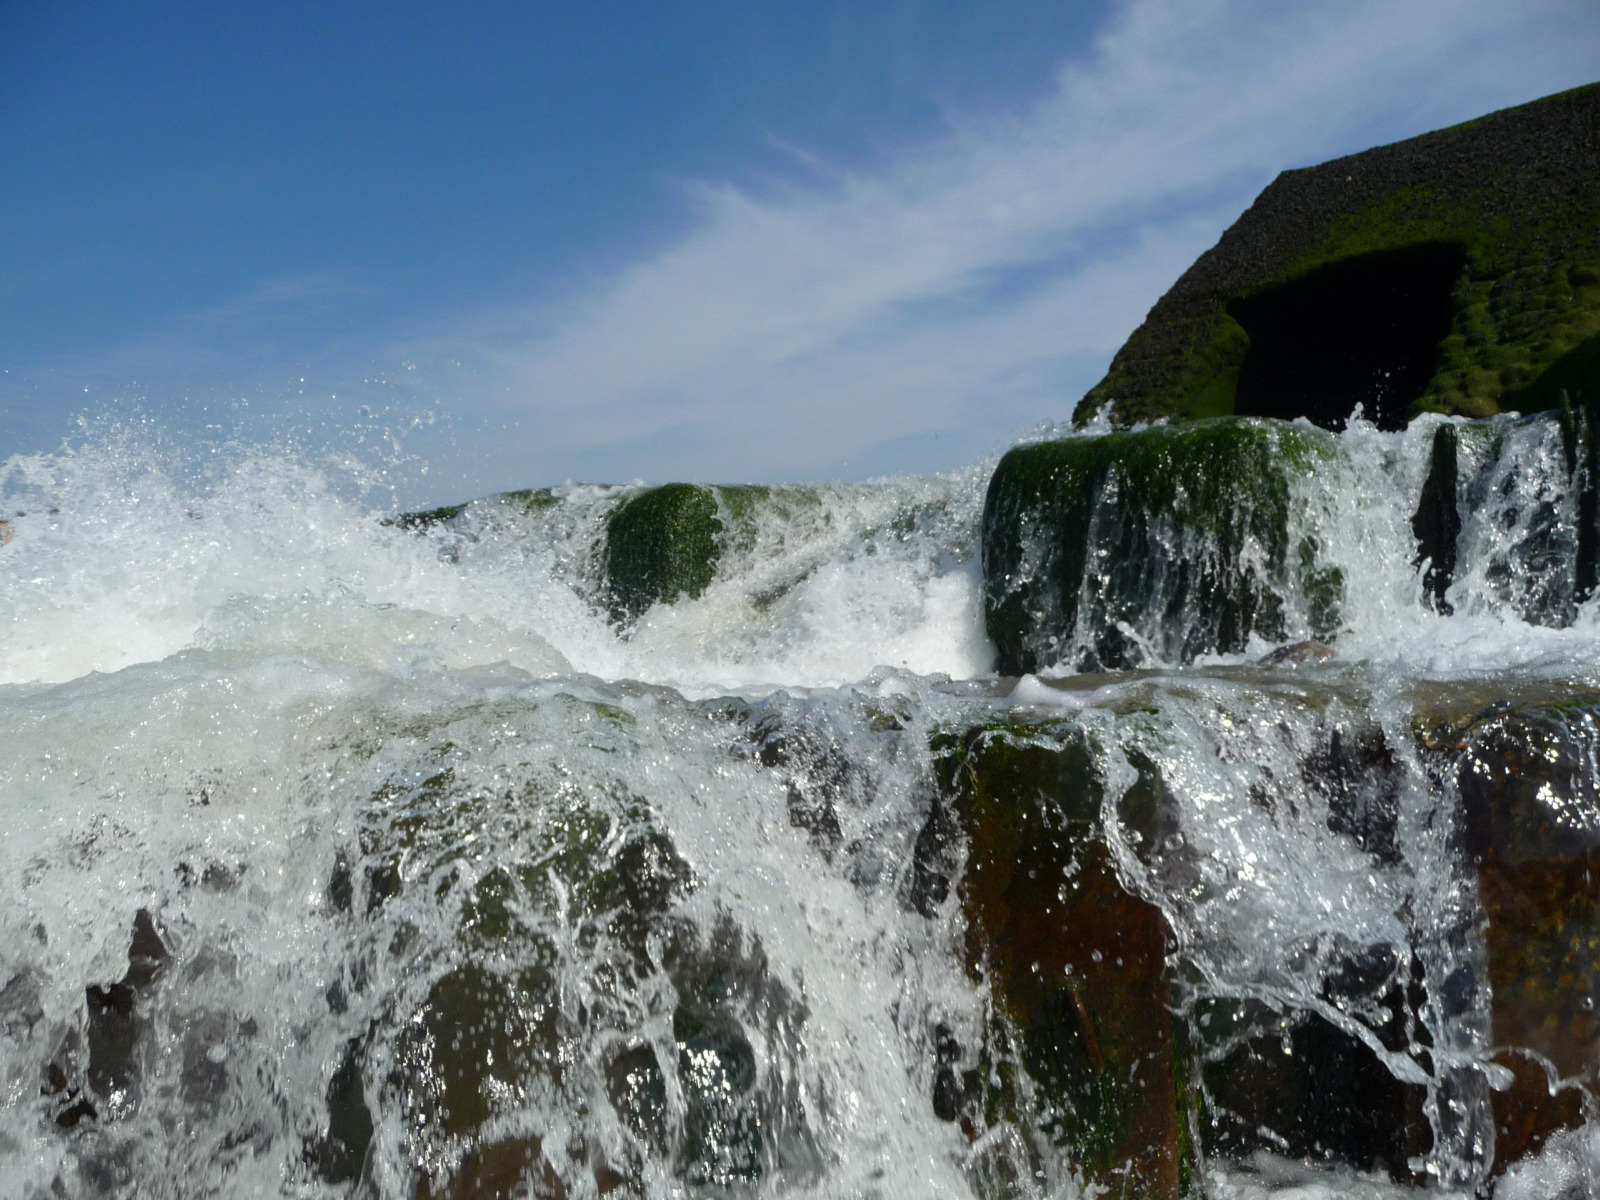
[603,483,724,623]
[387,488,559,532]
[925,719,1199,1197]
[601,483,778,623]
[1078,83,1600,430]
[982,419,1341,674]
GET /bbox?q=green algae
[929,719,1199,1196]
[1078,84,1600,428]
[983,419,1341,673]
[603,483,724,622]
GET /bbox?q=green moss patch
[982,419,1341,673]
[603,483,724,623]
[1078,84,1600,428]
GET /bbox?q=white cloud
[419,0,1597,489]
[38,0,1596,496]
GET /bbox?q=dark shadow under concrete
[1229,242,1466,431]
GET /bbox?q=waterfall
[2,413,1598,1198]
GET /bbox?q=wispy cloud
[411,0,1599,491]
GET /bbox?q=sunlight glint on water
[2,415,1597,1197]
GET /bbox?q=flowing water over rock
[4,414,1600,1198]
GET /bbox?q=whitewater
[3,413,1598,1198]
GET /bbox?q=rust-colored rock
[931,720,1196,1197]
[416,1137,565,1200]
[1456,702,1600,1173]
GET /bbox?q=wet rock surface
[928,718,1197,1198]
[1451,701,1600,1174]
[604,484,725,624]
[982,419,1340,673]
[44,909,170,1130]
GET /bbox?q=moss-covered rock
[603,483,724,622]
[1078,84,1600,429]
[603,482,815,622]
[982,419,1340,674]
[927,719,1199,1197]
[387,488,559,532]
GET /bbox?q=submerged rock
[982,419,1341,673]
[44,909,171,1129]
[1258,639,1337,667]
[1412,424,1462,612]
[927,718,1199,1198]
[416,1137,565,1200]
[328,703,819,1197]
[1077,83,1600,430]
[1198,997,1431,1180]
[1452,701,1600,1175]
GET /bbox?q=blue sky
[3,0,1598,505]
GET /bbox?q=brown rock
[930,720,1197,1197]
[1455,703,1600,1173]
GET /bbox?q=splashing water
[2,415,1597,1198]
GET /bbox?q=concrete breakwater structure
[5,86,1600,1199]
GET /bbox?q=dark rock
[744,706,849,851]
[660,915,818,1188]
[1197,994,1430,1179]
[325,850,364,919]
[982,420,1340,673]
[604,484,724,623]
[392,964,565,1141]
[673,1003,762,1186]
[1412,424,1462,611]
[908,795,958,917]
[1307,721,1402,864]
[82,909,169,1121]
[313,1038,374,1184]
[605,1042,667,1150]
[1077,84,1600,428]
[930,719,1198,1197]
[1452,702,1600,1175]
[1559,389,1600,606]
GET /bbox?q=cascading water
[3,411,1598,1198]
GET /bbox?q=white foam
[4,419,1597,1197]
